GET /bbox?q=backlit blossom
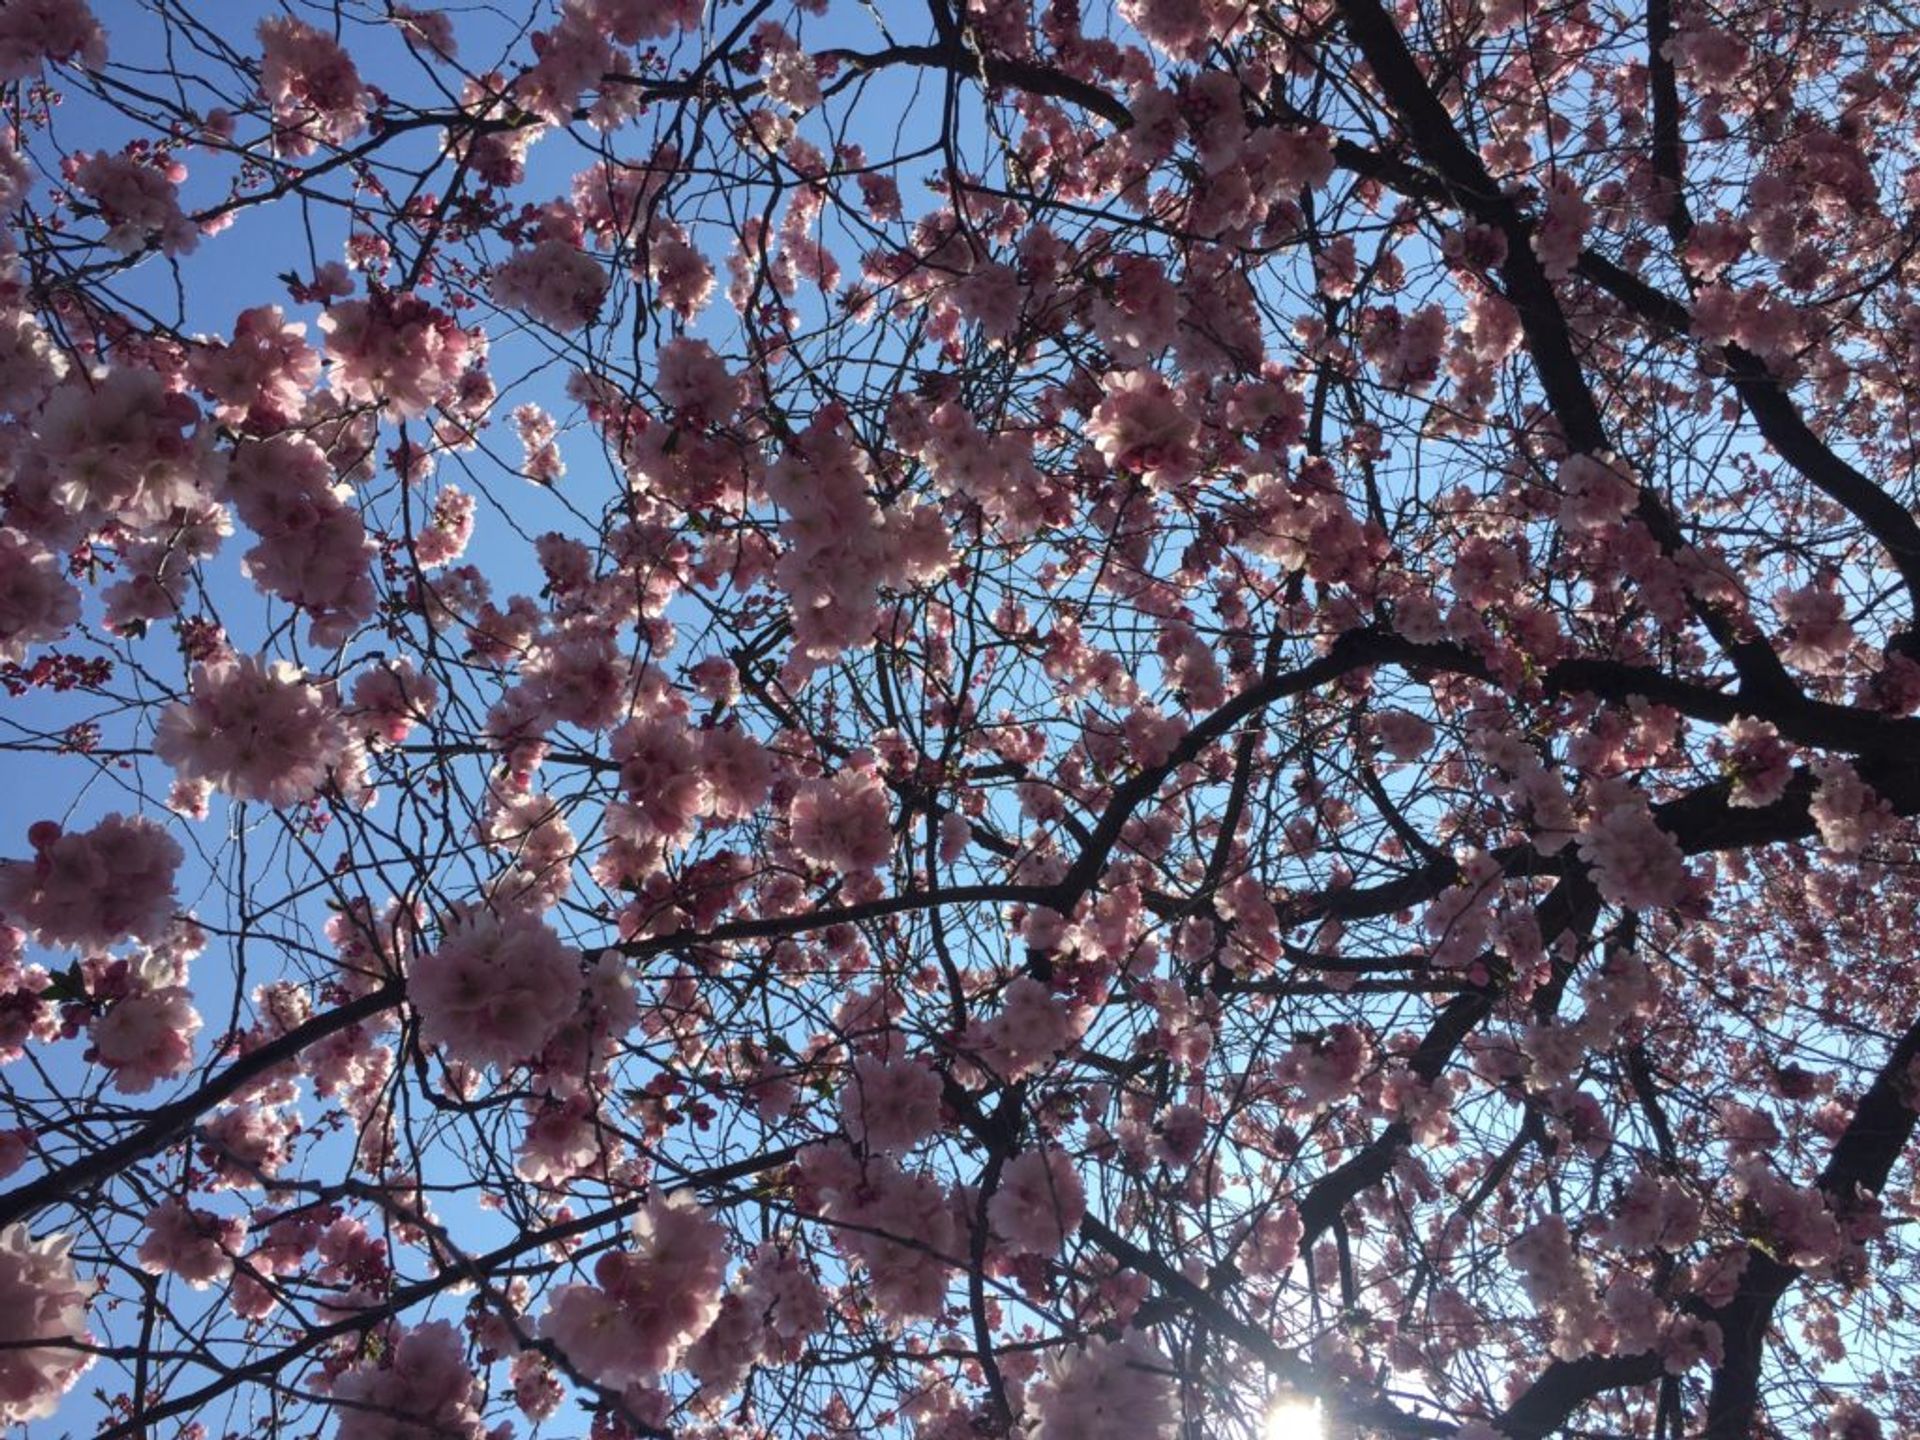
[0,1224,92,1424]
[491,239,609,331]
[540,1189,728,1385]
[840,1054,943,1154]
[1577,787,1687,910]
[137,1200,244,1288]
[224,435,375,644]
[257,16,371,154]
[1087,369,1197,489]
[91,963,201,1093]
[319,292,471,418]
[789,761,893,872]
[70,150,195,257]
[0,814,181,951]
[330,1320,485,1440]
[0,0,105,80]
[1724,717,1793,808]
[989,1147,1085,1254]
[154,656,350,807]
[1029,1333,1180,1440]
[409,909,581,1069]
[0,529,80,663]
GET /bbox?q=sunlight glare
[1263,1397,1325,1440]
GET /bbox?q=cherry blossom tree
[4,0,1920,1436]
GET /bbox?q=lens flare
[1263,1397,1325,1440]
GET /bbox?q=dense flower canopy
[3,0,1920,1437]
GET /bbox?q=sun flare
[1263,1397,1326,1440]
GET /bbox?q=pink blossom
[28,366,216,535]
[0,529,80,662]
[350,659,439,743]
[1576,786,1688,910]
[736,1240,826,1363]
[1375,303,1450,391]
[1558,452,1639,530]
[491,239,609,330]
[982,976,1078,1080]
[1277,1023,1372,1114]
[1241,1206,1304,1277]
[257,17,371,155]
[648,221,716,318]
[0,928,55,1063]
[1123,706,1187,768]
[789,761,894,872]
[1684,219,1751,281]
[0,814,181,950]
[137,1199,244,1287]
[540,1189,729,1385]
[989,1148,1085,1254]
[699,725,772,821]
[1718,1099,1782,1154]
[1596,1171,1702,1254]
[1029,1333,1180,1440]
[1664,20,1751,94]
[318,292,471,418]
[841,1053,944,1154]
[516,8,617,126]
[756,22,821,113]
[1089,257,1178,362]
[957,260,1024,339]
[513,402,564,482]
[1507,1215,1605,1361]
[765,409,952,662]
[1532,180,1592,280]
[0,1224,92,1424]
[1119,0,1248,59]
[1775,581,1855,674]
[409,909,582,1069]
[91,967,201,1094]
[1373,708,1435,762]
[535,1283,631,1383]
[1087,369,1197,489]
[584,0,702,44]
[0,310,68,415]
[524,626,632,731]
[1729,1158,1848,1272]
[69,149,195,258]
[1827,1399,1886,1440]
[1724,717,1794,808]
[1451,535,1524,608]
[154,656,350,807]
[330,1320,484,1440]
[478,785,576,913]
[609,713,705,843]
[509,1349,562,1421]
[225,435,375,644]
[1809,757,1895,855]
[1259,122,1337,191]
[919,401,1062,538]
[189,305,318,431]
[197,1103,295,1190]
[805,1149,958,1322]
[516,1094,605,1183]
[1659,1315,1723,1374]
[655,337,743,420]
[0,0,104,80]
[414,486,476,568]
[684,1292,759,1404]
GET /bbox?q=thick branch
[0,984,402,1230]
